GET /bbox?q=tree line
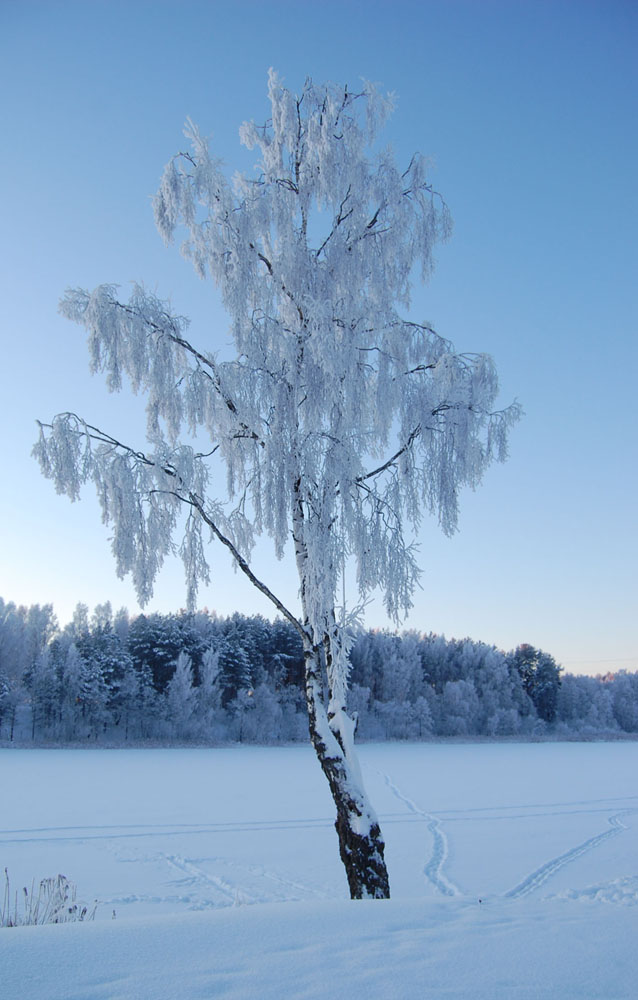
[1,596,636,743]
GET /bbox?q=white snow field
[1,741,637,999]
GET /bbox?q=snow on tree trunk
[304,640,390,898]
[34,72,520,900]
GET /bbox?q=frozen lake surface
[1,741,637,998]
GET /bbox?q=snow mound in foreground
[2,895,637,1000]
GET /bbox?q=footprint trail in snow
[504,810,636,900]
[378,770,460,897]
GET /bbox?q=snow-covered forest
[1,596,635,744]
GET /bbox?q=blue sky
[1,0,636,675]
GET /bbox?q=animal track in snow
[378,770,460,897]
[504,811,635,900]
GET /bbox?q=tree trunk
[292,489,389,899]
[303,643,390,899]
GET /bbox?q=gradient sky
[1,0,636,675]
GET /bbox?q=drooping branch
[111,297,266,447]
[35,414,307,641]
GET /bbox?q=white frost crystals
[34,71,520,899]
[2,869,97,927]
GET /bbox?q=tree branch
[39,414,308,643]
[186,492,310,643]
[112,298,265,447]
[358,426,422,483]
[316,186,353,258]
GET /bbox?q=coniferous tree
[78,627,132,724]
[117,662,142,741]
[507,645,562,723]
[0,670,11,738]
[217,622,253,707]
[136,663,161,739]
[79,656,109,738]
[29,647,60,739]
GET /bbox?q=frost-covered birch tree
[34,71,520,899]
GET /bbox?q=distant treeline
[1,597,636,743]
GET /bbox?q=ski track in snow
[160,851,331,906]
[378,770,461,897]
[3,755,636,912]
[0,818,336,910]
[162,853,254,905]
[0,818,340,848]
[3,793,637,844]
[374,769,637,903]
[504,810,636,900]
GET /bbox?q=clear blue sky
[1,0,636,675]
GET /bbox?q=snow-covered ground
[1,741,637,998]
